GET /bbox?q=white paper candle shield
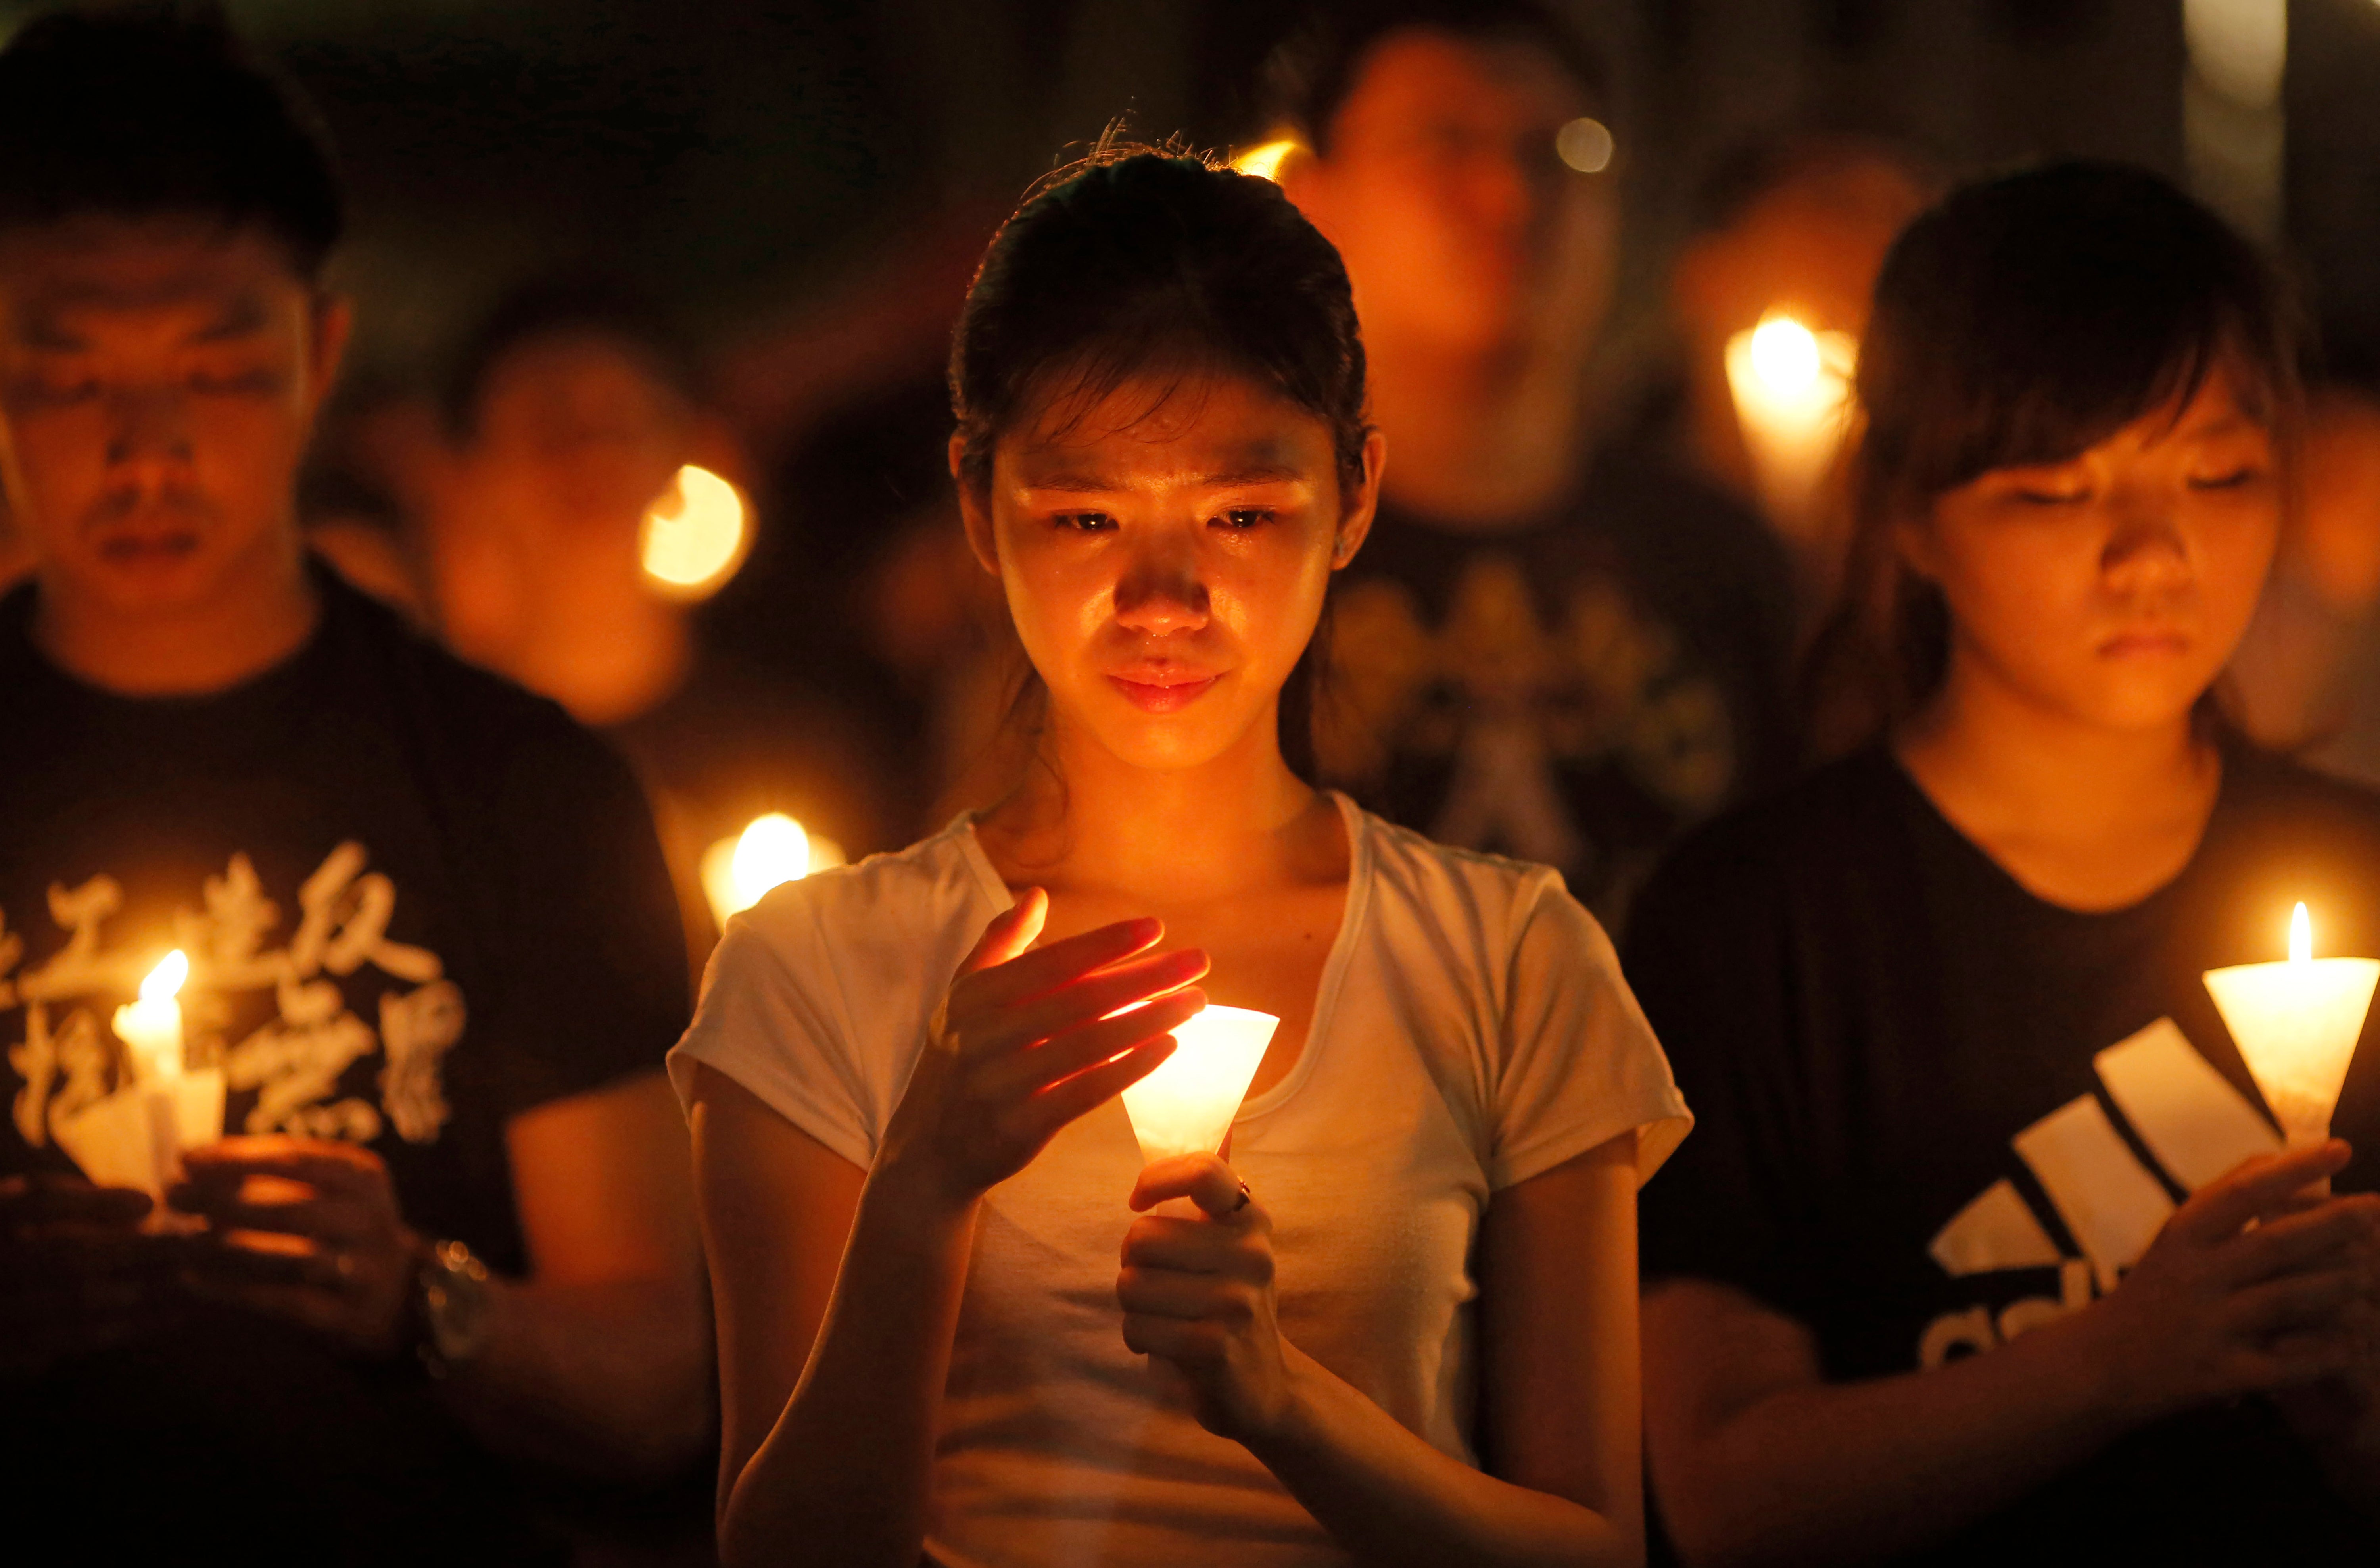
[2204,904,2380,1146]
[1119,1005,1279,1164]
[52,1072,226,1197]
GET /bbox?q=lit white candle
[112,951,190,1192]
[2204,904,2380,1148]
[1119,1004,1278,1165]
[1724,313,1856,534]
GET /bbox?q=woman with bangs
[1633,162,2380,1564]
[673,146,1687,1568]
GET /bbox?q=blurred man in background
[430,281,712,729]
[1272,0,1797,921]
[0,12,707,1561]
[2229,381,2380,784]
[427,279,889,966]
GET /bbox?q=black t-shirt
[1629,744,2380,1562]
[0,567,686,1561]
[1320,449,1796,924]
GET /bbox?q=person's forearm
[720,1164,975,1568]
[441,1271,711,1480]
[1242,1342,1639,1568]
[1663,1305,2145,1567]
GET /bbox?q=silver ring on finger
[1230,1180,1252,1214]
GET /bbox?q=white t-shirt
[670,792,1690,1568]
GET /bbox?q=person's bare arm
[1122,1133,1645,1568]
[1644,1142,2380,1568]
[439,1070,712,1476]
[177,1071,710,1480]
[692,1063,929,1560]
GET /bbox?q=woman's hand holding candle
[876,889,1208,1210]
[1119,1152,1291,1443]
[173,1135,422,1359]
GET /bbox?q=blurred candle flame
[1726,311,1857,534]
[2291,901,2312,965]
[701,813,845,928]
[641,464,749,600]
[1748,317,1823,394]
[1229,138,1301,183]
[115,949,189,1084]
[142,949,189,1002]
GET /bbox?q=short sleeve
[667,899,881,1170]
[1623,844,1808,1316]
[1491,870,1692,1191]
[476,715,690,1118]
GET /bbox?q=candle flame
[641,464,749,600]
[1748,316,1823,395]
[141,950,188,1002]
[1229,136,1302,183]
[701,813,847,928]
[733,813,808,901]
[2291,901,2311,964]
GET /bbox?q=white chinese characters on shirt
[4,841,464,1151]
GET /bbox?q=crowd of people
[4,2,2380,1565]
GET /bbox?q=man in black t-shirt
[1267,3,1797,923]
[1322,457,1795,923]
[1629,746,2380,1562]
[0,14,706,1560]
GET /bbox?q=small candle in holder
[1119,1004,1278,1165]
[113,950,191,1193]
[2203,903,2380,1148]
[1724,312,1857,535]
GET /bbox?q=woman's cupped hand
[877,887,1207,1210]
[1120,1152,1292,1444]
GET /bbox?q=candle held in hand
[55,950,223,1201]
[112,950,191,1196]
[1120,1005,1279,1164]
[2204,904,2380,1146]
